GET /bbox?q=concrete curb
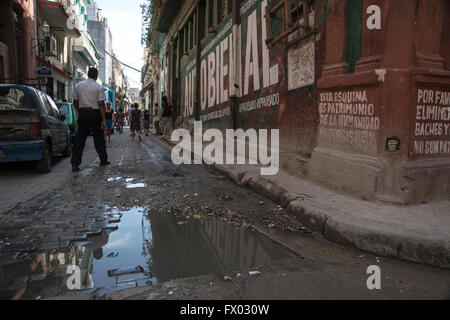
[154,134,450,269]
[235,173,450,269]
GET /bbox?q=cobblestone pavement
[0,130,449,300]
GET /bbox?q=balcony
[73,31,99,67]
[38,0,81,37]
[154,0,182,33]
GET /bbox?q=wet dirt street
[0,130,449,300]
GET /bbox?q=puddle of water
[0,207,293,300]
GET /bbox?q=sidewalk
[156,133,450,269]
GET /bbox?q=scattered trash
[107,265,145,277]
[35,296,41,300]
[259,201,265,206]
[268,224,275,228]
[168,291,174,295]
[177,221,186,225]
[248,271,261,276]
[211,175,226,179]
[221,195,233,201]
[126,183,148,189]
[224,276,232,281]
[193,215,201,219]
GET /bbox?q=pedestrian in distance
[116,108,125,134]
[105,102,113,142]
[161,96,172,137]
[130,103,142,142]
[153,103,162,135]
[71,67,110,172]
[143,109,150,136]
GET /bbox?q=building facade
[143,0,450,204]
[0,0,38,86]
[35,0,83,101]
[71,0,100,91]
[87,2,113,87]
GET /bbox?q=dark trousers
[71,108,108,166]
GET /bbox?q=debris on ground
[108,265,145,277]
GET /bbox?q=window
[265,0,314,47]
[0,87,30,110]
[57,81,65,101]
[181,12,197,54]
[37,90,54,116]
[345,0,363,73]
[47,95,61,118]
[207,0,216,32]
[58,103,70,116]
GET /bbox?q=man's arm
[98,100,106,130]
[73,100,80,113]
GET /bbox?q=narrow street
[0,130,448,300]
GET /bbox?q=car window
[58,104,70,116]
[46,95,61,118]
[36,91,54,116]
[0,87,30,110]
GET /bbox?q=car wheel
[36,141,52,173]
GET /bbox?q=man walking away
[143,109,150,136]
[130,103,142,142]
[105,102,113,142]
[71,67,110,172]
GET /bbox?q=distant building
[128,88,140,106]
[87,1,113,87]
[0,0,38,87]
[72,0,100,92]
[35,0,82,101]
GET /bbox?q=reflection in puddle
[125,183,148,189]
[0,207,293,299]
[107,177,123,182]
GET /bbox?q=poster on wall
[288,36,315,90]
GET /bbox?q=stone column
[321,0,348,77]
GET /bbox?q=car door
[46,95,67,153]
[36,91,60,153]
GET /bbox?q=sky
[95,0,144,89]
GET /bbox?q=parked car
[55,101,78,143]
[0,84,71,173]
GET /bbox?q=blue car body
[0,140,46,162]
[0,84,71,172]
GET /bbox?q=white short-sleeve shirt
[73,79,106,110]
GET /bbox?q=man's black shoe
[100,161,111,166]
[72,166,80,172]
